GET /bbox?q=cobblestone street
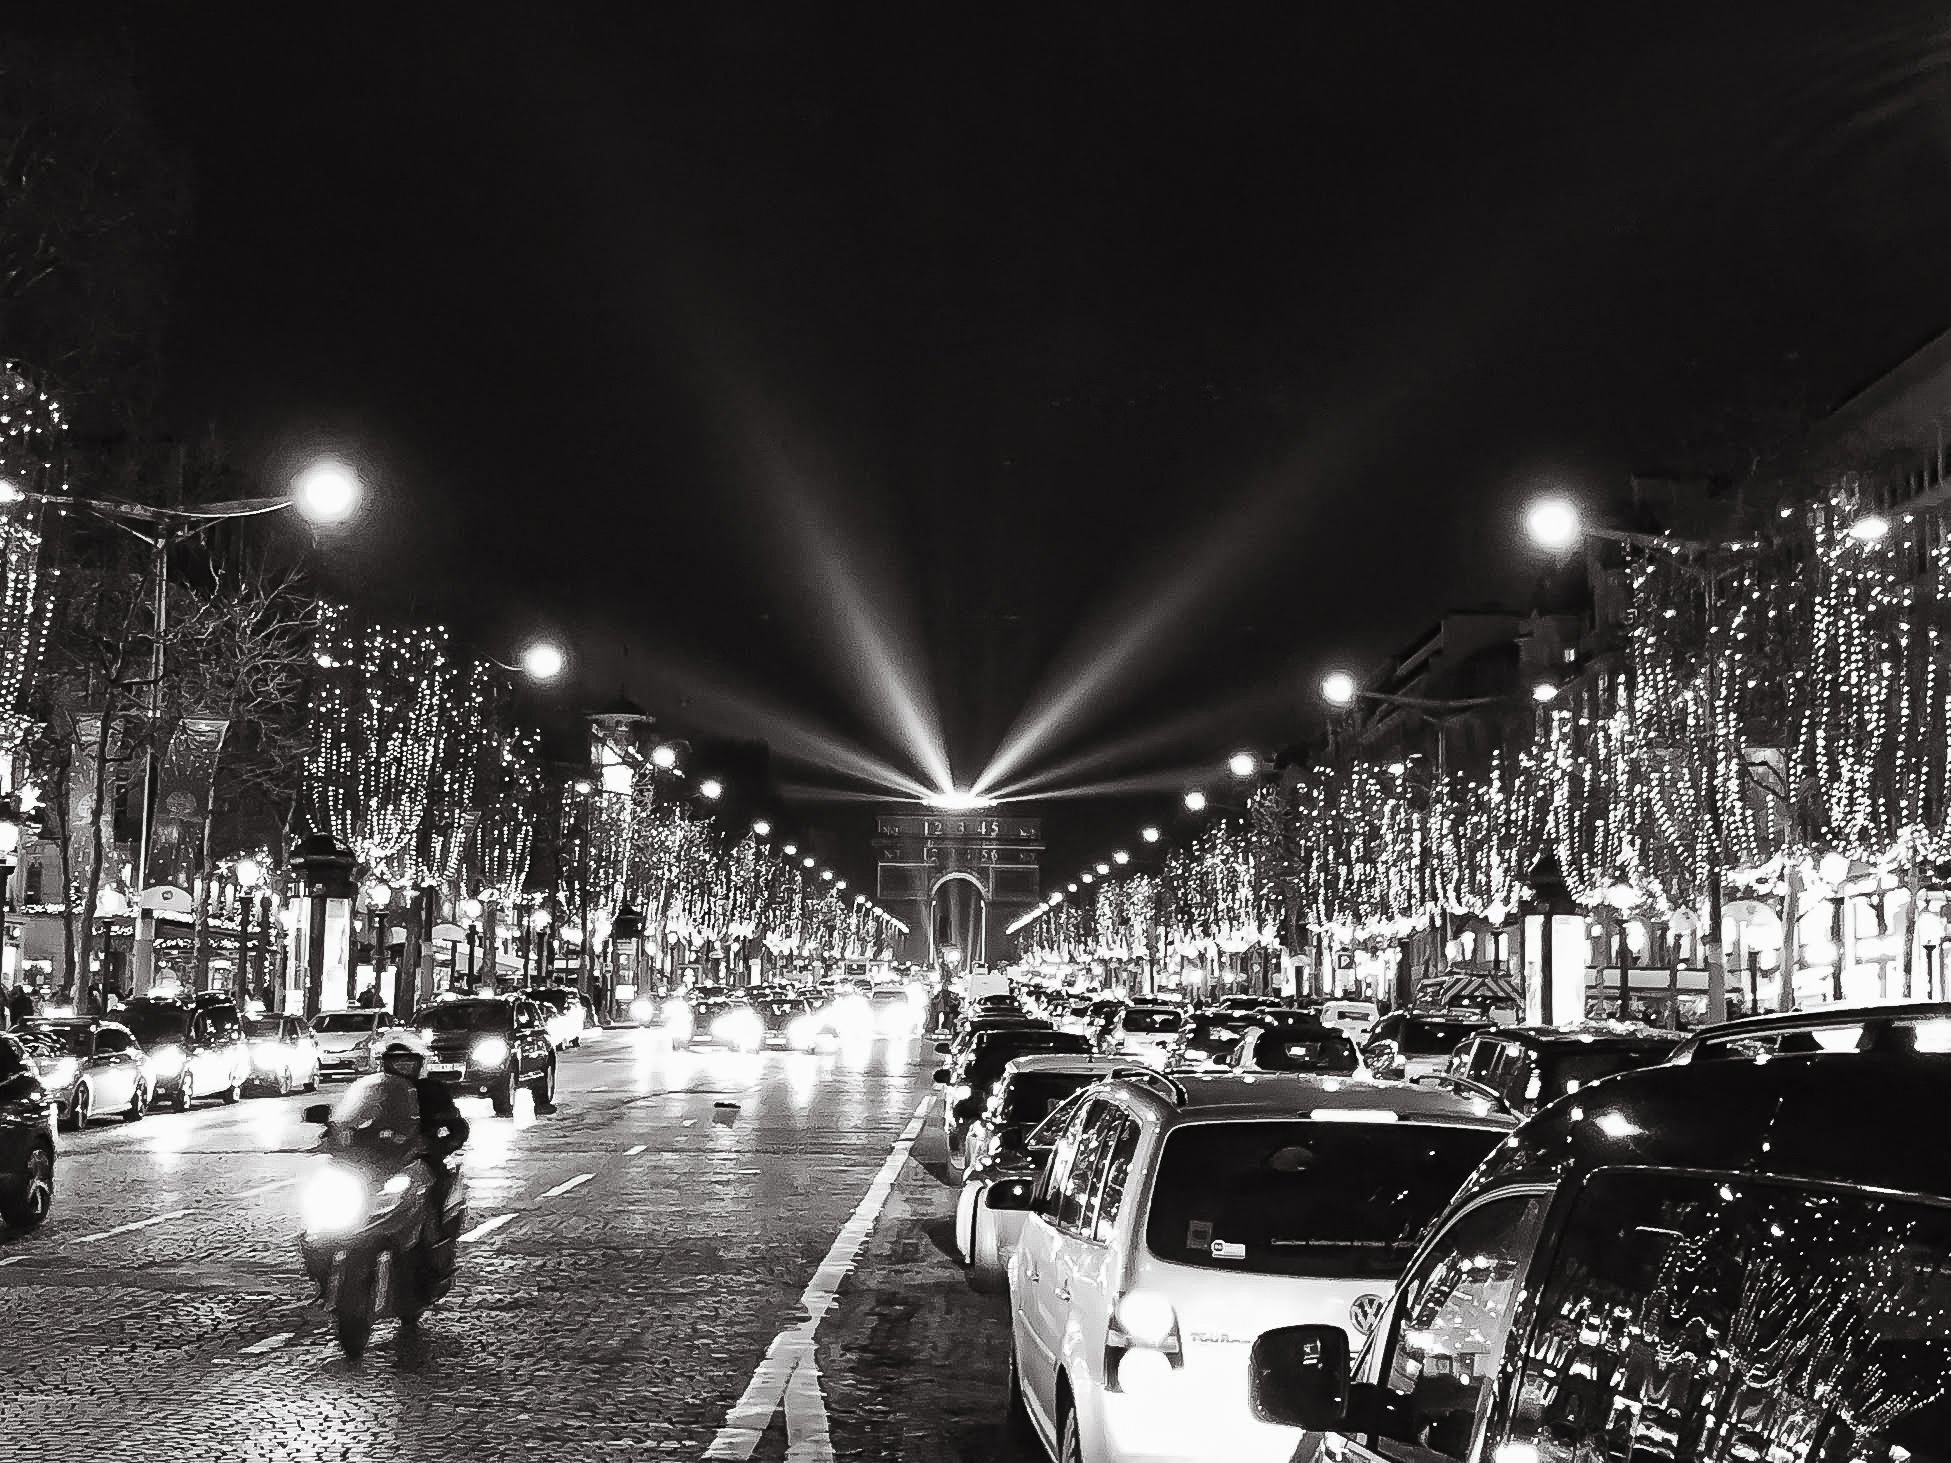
[0,1030,1023,1463]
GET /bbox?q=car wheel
[529,1058,556,1108]
[277,1065,294,1097]
[491,1071,517,1117]
[222,1072,241,1104]
[70,1083,91,1132]
[1058,1400,1083,1463]
[125,1082,147,1123]
[173,1072,195,1112]
[303,1061,318,1093]
[1,1144,54,1230]
[970,1210,1004,1295]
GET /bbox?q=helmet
[378,1032,430,1073]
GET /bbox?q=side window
[189,1014,213,1045]
[1456,1038,1485,1078]
[1031,1100,1096,1221]
[1055,1101,1116,1235]
[1088,1116,1143,1241]
[1504,1171,1951,1460]
[96,1028,129,1055]
[1367,1191,1550,1462]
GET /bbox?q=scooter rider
[377,1035,469,1269]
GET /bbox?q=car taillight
[1105,1288,1182,1390]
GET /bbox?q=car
[1668,998,1951,1062]
[310,1008,397,1078]
[1004,1070,1515,1463]
[753,994,834,1051]
[0,1033,55,1230]
[20,1018,152,1127]
[935,1013,1050,1064]
[241,1014,323,1095]
[1250,1037,1951,1460]
[1314,998,1380,1039]
[522,987,587,1049]
[868,986,921,1038]
[1170,1011,1261,1070]
[116,995,251,1111]
[1443,1021,1683,1117]
[936,1027,1095,1167]
[1360,1008,1495,1082]
[1224,1022,1360,1076]
[1101,1004,1185,1066]
[956,1056,1132,1291]
[695,999,767,1053]
[414,997,557,1115]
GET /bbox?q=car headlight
[630,997,655,1023]
[150,1044,185,1077]
[253,1042,283,1065]
[787,1014,818,1046]
[300,1163,370,1235]
[42,1057,79,1087]
[472,1036,510,1067]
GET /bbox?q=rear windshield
[415,1002,510,1033]
[970,1033,1092,1083]
[1252,1031,1359,1072]
[525,990,571,1011]
[1000,1072,1100,1123]
[243,1017,283,1039]
[1146,1120,1502,1279]
[313,1012,380,1033]
[1122,1009,1183,1033]
[1187,1016,1244,1042]
[1399,1018,1490,1055]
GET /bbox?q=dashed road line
[624,1144,646,1156]
[238,1330,294,1355]
[74,1209,190,1243]
[705,1097,930,1462]
[461,1213,516,1242]
[239,1177,300,1199]
[538,1172,593,1200]
[0,1255,25,1267]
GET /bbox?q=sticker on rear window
[1186,1220,1213,1251]
[1210,1240,1246,1260]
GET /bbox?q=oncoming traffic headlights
[149,1044,185,1077]
[472,1036,510,1067]
[710,1009,764,1052]
[630,997,655,1024]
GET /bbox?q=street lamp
[1113,850,1130,865]
[1183,789,1209,813]
[783,843,797,856]
[1228,751,1258,779]
[1141,826,1161,843]
[651,744,679,770]
[1095,862,1110,876]
[752,819,772,837]
[1320,670,1358,707]
[1847,513,1892,543]
[519,641,566,681]
[1523,495,1582,551]
[699,778,724,801]
[291,460,363,524]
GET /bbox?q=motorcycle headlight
[150,1044,185,1077]
[472,1036,510,1067]
[300,1164,369,1235]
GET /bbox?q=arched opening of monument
[930,872,988,967]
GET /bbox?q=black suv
[1445,1022,1683,1116]
[414,997,556,1115]
[0,1033,55,1230]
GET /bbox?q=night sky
[59,4,1951,885]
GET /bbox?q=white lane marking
[0,1255,25,1267]
[705,1097,929,1462]
[624,1144,646,1156]
[538,1172,594,1200]
[238,1330,294,1355]
[460,1213,516,1242]
[73,1208,191,1243]
[238,1177,299,1199]
[682,1118,697,1126]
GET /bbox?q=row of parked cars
[941,990,1951,1462]
[0,985,580,1234]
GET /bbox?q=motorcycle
[299,1077,468,1360]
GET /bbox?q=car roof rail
[1107,1065,1188,1105]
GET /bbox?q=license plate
[429,1063,464,1078]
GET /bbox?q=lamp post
[0,805,19,990]
[234,857,264,1007]
[0,461,364,997]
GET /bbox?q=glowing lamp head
[460,897,484,921]
[1531,680,1560,703]
[292,460,362,524]
[1141,826,1161,844]
[699,778,724,801]
[1524,495,1582,551]
[0,479,24,506]
[650,743,679,770]
[1228,751,1257,779]
[752,819,772,837]
[520,641,565,682]
[1113,850,1129,864]
[234,857,264,889]
[1848,513,1891,544]
[1320,671,1357,707]
[923,789,995,811]
[1183,789,1208,813]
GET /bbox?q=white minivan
[1005,1072,1513,1462]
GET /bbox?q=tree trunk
[75,709,119,1010]
[1778,859,1800,1012]
[188,764,219,989]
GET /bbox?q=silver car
[20,1018,152,1129]
[310,1009,397,1079]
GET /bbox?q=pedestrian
[8,980,34,1028]
[357,984,381,1010]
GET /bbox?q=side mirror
[996,1126,1027,1153]
[984,1177,1034,1211]
[1363,1039,1398,1074]
[1250,1323,1350,1430]
[302,1102,333,1125]
[934,1041,952,1054]
[933,1067,951,1084]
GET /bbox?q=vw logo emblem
[1349,1293,1386,1335]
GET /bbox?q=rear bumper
[1091,1379,1304,1463]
